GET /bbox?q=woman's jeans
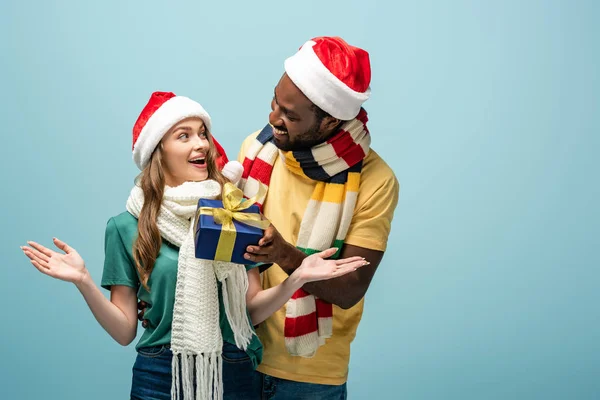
[130,341,261,400]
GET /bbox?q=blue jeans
[130,342,262,399]
[259,373,347,400]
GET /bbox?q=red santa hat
[284,36,371,121]
[132,91,228,170]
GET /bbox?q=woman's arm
[245,267,302,326]
[76,276,138,345]
[245,248,367,325]
[22,238,138,346]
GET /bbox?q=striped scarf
[239,109,370,357]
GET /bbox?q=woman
[21,91,367,400]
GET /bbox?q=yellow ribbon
[196,183,270,261]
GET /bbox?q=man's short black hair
[311,104,331,124]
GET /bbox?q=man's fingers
[258,228,274,246]
[244,252,272,263]
[244,243,274,263]
[137,301,148,321]
[245,245,272,256]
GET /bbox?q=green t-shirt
[100,211,263,367]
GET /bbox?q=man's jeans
[259,372,347,400]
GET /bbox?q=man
[139,36,399,398]
[240,36,399,399]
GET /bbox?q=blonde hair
[132,129,227,290]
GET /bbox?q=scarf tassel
[171,352,223,400]
[219,266,254,350]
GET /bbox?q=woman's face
[160,117,210,186]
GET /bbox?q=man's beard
[272,120,329,152]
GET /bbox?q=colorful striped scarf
[240,109,370,357]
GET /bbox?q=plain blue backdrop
[1,1,598,399]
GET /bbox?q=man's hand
[137,300,149,329]
[244,224,306,271]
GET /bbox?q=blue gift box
[194,198,264,265]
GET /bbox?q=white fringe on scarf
[126,180,253,400]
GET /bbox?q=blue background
[1,1,598,399]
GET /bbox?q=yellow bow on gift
[196,183,270,262]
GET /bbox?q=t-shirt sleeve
[245,263,259,272]
[344,172,400,252]
[101,217,139,290]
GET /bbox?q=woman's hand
[21,238,88,285]
[291,248,368,286]
[245,248,369,325]
[21,237,139,346]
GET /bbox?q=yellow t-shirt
[238,131,399,385]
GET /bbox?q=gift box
[194,183,269,265]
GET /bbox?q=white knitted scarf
[126,180,254,400]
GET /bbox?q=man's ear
[321,116,342,134]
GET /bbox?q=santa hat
[132,91,228,170]
[284,36,371,121]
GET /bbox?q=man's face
[269,73,334,151]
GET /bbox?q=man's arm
[245,227,384,309]
[281,244,383,310]
[242,147,398,309]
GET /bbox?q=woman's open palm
[21,238,87,284]
[295,248,368,283]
